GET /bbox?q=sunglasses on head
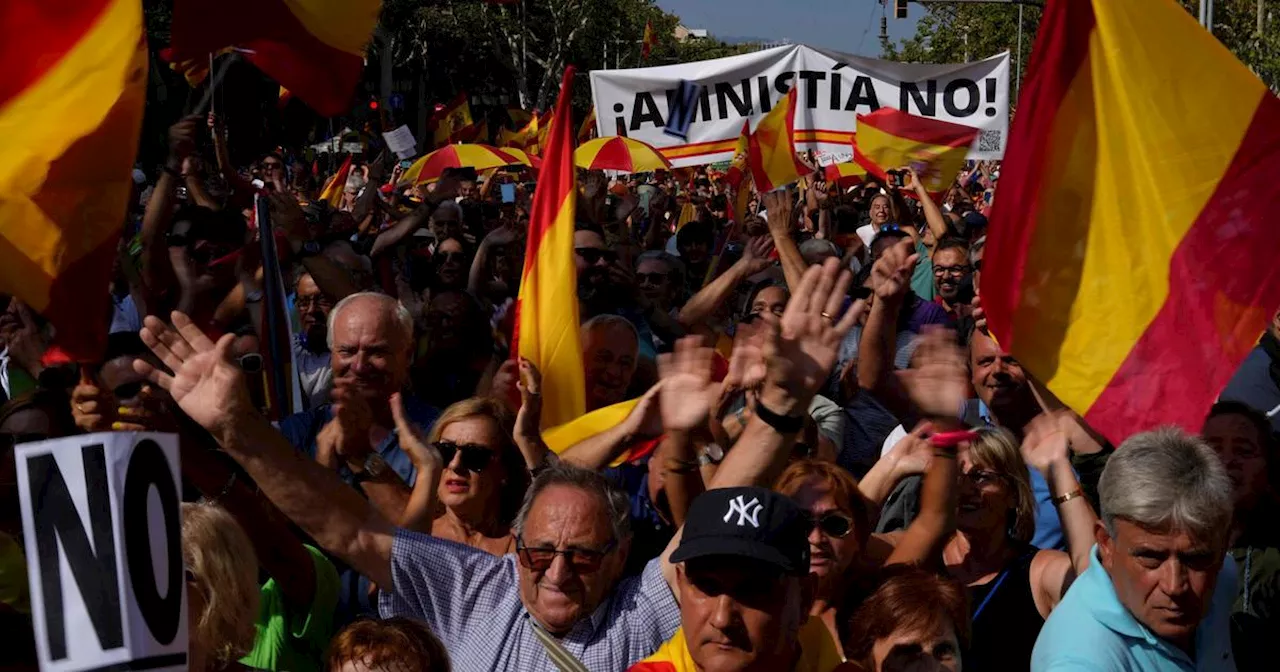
[515,537,617,573]
[574,248,617,265]
[433,440,495,472]
[810,511,854,538]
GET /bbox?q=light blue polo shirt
[1032,545,1238,671]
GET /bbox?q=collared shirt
[1031,545,1238,671]
[291,333,333,410]
[379,529,682,672]
[627,618,845,672]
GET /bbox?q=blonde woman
[182,502,260,672]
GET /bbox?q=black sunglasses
[436,251,467,264]
[636,272,668,284]
[515,536,617,573]
[809,511,854,539]
[574,248,617,265]
[433,440,495,472]
[113,381,144,400]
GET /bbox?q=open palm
[134,313,254,434]
[658,337,719,432]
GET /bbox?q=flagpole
[254,194,290,417]
[194,52,236,116]
[1015,3,1023,100]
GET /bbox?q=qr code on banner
[978,130,1003,153]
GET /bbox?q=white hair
[432,200,462,222]
[1099,427,1232,544]
[326,292,414,352]
[580,314,639,355]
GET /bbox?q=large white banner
[16,432,187,672]
[590,45,1010,167]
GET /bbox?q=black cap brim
[669,536,806,576]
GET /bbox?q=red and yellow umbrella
[402,144,534,185]
[574,136,672,173]
[497,147,542,170]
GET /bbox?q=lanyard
[972,568,1012,622]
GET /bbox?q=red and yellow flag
[513,68,584,428]
[501,110,539,151]
[535,110,554,155]
[170,0,380,117]
[853,108,976,200]
[158,46,233,87]
[577,106,597,145]
[723,121,751,189]
[0,0,147,360]
[431,92,473,147]
[747,86,811,192]
[985,0,1280,443]
[318,155,353,208]
[642,20,656,60]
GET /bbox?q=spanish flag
[641,20,655,61]
[501,110,539,151]
[984,0,1280,443]
[431,92,473,147]
[318,155,353,208]
[513,68,585,429]
[723,120,751,189]
[170,0,380,117]
[535,110,554,155]
[0,0,147,360]
[578,106,597,145]
[853,108,977,200]
[159,47,232,87]
[747,86,811,192]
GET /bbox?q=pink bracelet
[929,430,980,448]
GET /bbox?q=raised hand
[761,189,794,234]
[759,258,865,415]
[896,328,967,422]
[871,238,919,301]
[885,421,936,477]
[392,391,442,474]
[657,337,719,433]
[621,381,665,439]
[167,116,201,163]
[133,312,254,438]
[71,375,114,433]
[1020,412,1071,479]
[513,358,543,449]
[330,385,374,466]
[738,235,775,275]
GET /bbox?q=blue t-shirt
[1032,545,1238,671]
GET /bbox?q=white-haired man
[1032,427,1238,671]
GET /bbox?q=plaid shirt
[379,529,681,672]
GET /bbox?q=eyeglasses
[515,537,617,573]
[296,296,334,311]
[963,468,1006,489]
[636,272,669,284]
[809,511,854,538]
[933,265,972,276]
[113,381,144,400]
[878,224,902,233]
[574,247,617,265]
[436,251,467,264]
[238,353,264,373]
[432,440,495,472]
[262,161,284,171]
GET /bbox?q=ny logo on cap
[723,495,764,528]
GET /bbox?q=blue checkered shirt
[379,529,681,672]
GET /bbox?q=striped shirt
[379,529,681,672]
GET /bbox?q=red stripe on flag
[0,0,114,106]
[983,0,1096,351]
[171,0,363,116]
[858,107,985,148]
[1083,94,1280,440]
[520,68,577,280]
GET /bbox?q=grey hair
[799,238,842,265]
[969,235,986,265]
[326,292,414,351]
[1098,427,1233,543]
[581,314,639,351]
[512,462,632,542]
[635,250,686,289]
[431,200,462,222]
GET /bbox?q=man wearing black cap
[629,487,846,672]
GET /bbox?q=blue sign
[664,79,703,141]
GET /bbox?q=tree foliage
[885,1,1279,94]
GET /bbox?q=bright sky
[656,0,921,56]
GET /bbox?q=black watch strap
[754,400,805,434]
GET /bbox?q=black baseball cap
[670,487,810,576]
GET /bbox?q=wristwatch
[754,401,805,435]
[352,453,388,486]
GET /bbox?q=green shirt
[910,240,935,301]
[241,545,340,672]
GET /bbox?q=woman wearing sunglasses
[395,396,531,556]
[774,459,873,660]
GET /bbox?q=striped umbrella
[574,136,672,173]
[401,144,533,185]
[497,147,542,170]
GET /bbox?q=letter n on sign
[15,432,188,672]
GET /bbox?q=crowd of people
[0,105,1277,672]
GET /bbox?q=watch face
[365,453,387,477]
[703,443,724,462]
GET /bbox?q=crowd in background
[0,107,1276,672]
